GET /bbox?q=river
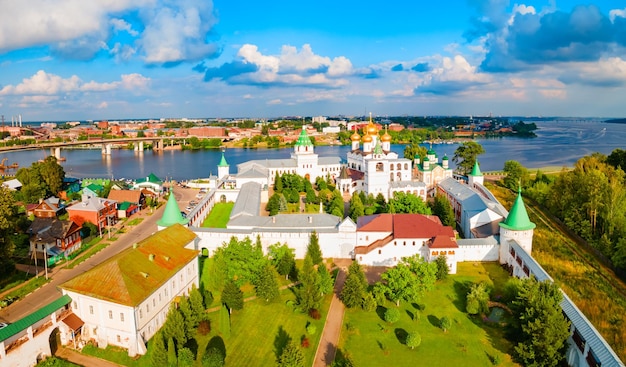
[1,120,625,180]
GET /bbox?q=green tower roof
[442,155,449,160]
[218,152,229,167]
[295,128,313,147]
[157,187,188,227]
[499,189,536,231]
[373,140,383,154]
[470,160,483,176]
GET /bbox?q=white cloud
[0,70,151,95]
[140,0,219,64]
[98,101,109,109]
[267,99,282,105]
[609,8,626,23]
[110,18,138,36]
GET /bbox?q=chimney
[272,216,276,223]
[132,243,138,249]
[308,216,313,224]
[149,254,155,261]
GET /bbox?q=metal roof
[229,182,261,219]
[0,295,71,342]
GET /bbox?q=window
[116,335,121,343]
[120,313,125,322]
[108,310,113,319]
[89,305,94,315]
[73,301,77,309]
[139,309,143,319]
[378,250,381,255]
[146,304,150,313]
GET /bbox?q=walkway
[56,347,123,367]
[313,268,347,367]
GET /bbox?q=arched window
[404,163,409,170]
[390,164,394,170]
[376,162,384,171]
[397,163,401,170]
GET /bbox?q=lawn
[201,202,234,228]
[337,262,520,367]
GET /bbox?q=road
[0,187,199,323]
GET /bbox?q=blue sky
[2,0,626,121]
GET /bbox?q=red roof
[358,214,393,232]
[429,235,458,249]
[358,213,454,239]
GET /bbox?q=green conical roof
[470,160,482,176]
[295,128,313,147]
[218,152,229,167]
[373,140,383,154]
[157,187,188,227]
[499,189,536,231]
[442,155,449,160]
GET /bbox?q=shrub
[406,331,421,349]
[306,323,317,335]
[198,319,211,336]
[362,292,377,312]
[440,316,452,332]
[384,307,401,324]
[301,336,310,348]
[309,308,321,320]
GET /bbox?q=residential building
[28,218,82,266]
[66,197,117,232]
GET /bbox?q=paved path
[56,347,123,367]
[313,268,347,367]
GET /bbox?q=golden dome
[362,133,373,143]
[381,131,392,142]
[350,131,361,141]
[366,122,378,135]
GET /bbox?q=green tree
[380,264,416,306]
[318,265,334,296]
[202,347,225,367]
[453,141,485,176]
[277,340,305,367]
[150,332,168,366]
[388,192,431,214]
[434,256,449,281]
[255,263,280,302]
[503,160,529,189]
[306,231,323,265]
[384,307,400,323]
[0,186,17,276]
[510,277,571,367]
[37,156,65,196]
[431,194,456,227]
[406,331,421,349]
[190,285,206,318]
[162,305,187,346]
[179,297,195,331]
[440,316,451,332]
[403,144,427,161]
[341,271,366,308]
[177,347,195,367]
[221,280,244,312]
[466,282,490,315]
[349,192,365,222]
[212,236,265,287]
[269,243,296,280]
[296,255,322,311]
[167,337,177,367]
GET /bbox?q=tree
[0,186,17,276]
[380,264,416,306]
[306,231,323,265]
[177,347,195,367]
[277,340,305,367]
[162,305,187,346]
[431,194,456,228]
[202,347,225,367]
[510,277,571,367]
[221,280,244,312]
[388,192,431,214]
[37,156,65,196]
[340,271,366,308]
[150,332,168,366]
[403,144,427,161]
[503,160,529,189]
[178,297,196,331]
[466,282,490,315]
[212,237,266,287]
[190,285,206,317]
[269,243,296,280]
[434,256,449,281]
[440,316,451,332]
[296,255,322,311]
[255,263,280,302]
[349,192,365,222]
[453,141,485,176]
[167,337,177,367]
[406,331,421,349]
[384,307,400,323]
[318,265,334,296]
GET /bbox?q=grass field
[201,202,234,228]
[488,183,626,360]
[338,262,520,367]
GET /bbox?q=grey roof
[438,178,508,218]
[230,182,261,219]
[389,180,427,189]
[318,156,342,165]
[2,178,22,190]
[457,236,499,247]
[237,158,296,172]
[29,218,77,243]
[511,243,625,367]
[66,197,116,212]
[236,167,268,179]
[228,213,341,230]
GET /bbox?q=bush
[306,323,317,335]
[362,292,377,312]
[309,308,321,320]
[406,331,421,349]
[301,336,310,348]
[384,307,400,324]
[198,319,211,336]
[440,316,452,332]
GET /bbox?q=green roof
[499,189,536,231]
[136,173,162,184]
[0,295,71,342]
[157,188,188,227]
[442,155,449,160]
[118,201,132,210]
[470,160,482,176]
[373,140,383,154]
[427,149,436,155]
[295,128,313,147]
[218,152,229,167]
[60,224,197,306]
[85,183,103,193]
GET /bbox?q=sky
[2,0,626,121]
